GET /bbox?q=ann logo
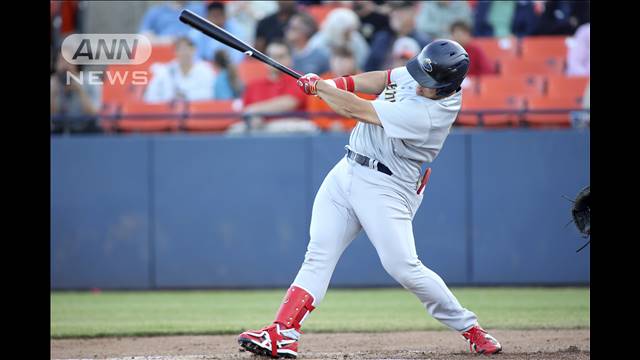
[62,34,152,65]
[73,38,138,61]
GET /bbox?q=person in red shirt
[449,21,496,77]
[229,41,316,134]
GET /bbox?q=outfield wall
[51,129,590,289]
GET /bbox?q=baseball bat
[178,9,303,80]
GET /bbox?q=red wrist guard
[331,75,355,93]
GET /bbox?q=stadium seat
[499,58,565,76]
[478,75,545,98]
[307,93,377,131]
[148,44,176,64]
[520,36,568,60]
[102,64,150,108]
[183,100,241,132]
[117,101,182,132]
[546,75,589,102]
[524,96,582,127]
[457,95,525,127]
[473,37,518,71]
[307,72,377,131]
[237,59,269,86]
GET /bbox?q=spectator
[570,1,590,28]
[534,0,589,36]
[254,1,299,53]
[416,1,472,39]
[285,12,330,75]
[566,22,590,77]
[352,0,390,44]
[473,1,538,38]
[144,36,215,103]
[390,37,421,69]
[50,48,102,133]
[297,0,323,5]
[511,1,538,37]
[51,49,101,117]
[226,1,279,46]
[307,8,370,71]
[312,47,365,132]
[228,41,316,134]
[450,21,495,77]
[486,1,516,38]
[189,1,248,64]
[324,47,360,78]
[364,1,430,71]
[139,1,206,43]
[212,50,243,100]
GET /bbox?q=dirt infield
[51,329,589,360]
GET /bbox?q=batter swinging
[238,39,502,358]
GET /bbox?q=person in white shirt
[307,8,370,71]
[567,23,590,77]
[144,36,215,103]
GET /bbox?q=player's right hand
[297,73,321,95]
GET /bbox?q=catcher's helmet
[406,39,470,97]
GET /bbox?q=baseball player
[238,39,502,358]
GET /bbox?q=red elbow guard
[331,75,355,93]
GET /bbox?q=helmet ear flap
[435,85,456,97]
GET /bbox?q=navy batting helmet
[406,39,470,97]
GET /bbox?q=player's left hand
[297,73,321,95]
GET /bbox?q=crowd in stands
[51,0,591,134]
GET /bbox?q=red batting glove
[297,73,321,95]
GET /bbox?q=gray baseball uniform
[292,66,477,332]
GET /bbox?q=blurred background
[50,0,590,290]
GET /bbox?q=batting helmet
[406,39,470,97]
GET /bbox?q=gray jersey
[348,66,462,184]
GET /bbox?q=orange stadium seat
[524,96,582,127]
[546,75,589,102]
[520,36,568,60]
[183,100,241,132]
[307,94,379,131]
[117,101,182,133]
[461,89,481,102]
[472,37,518,71]
[102,64,150,107]
[237,59,269,85]
[457,95,525,127]
[478,75,545,98]
[148,44,176,64]
[499,58,565,76]
[307,72,377,131]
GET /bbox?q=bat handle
[285,68,304,80]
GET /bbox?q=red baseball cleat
[238,285,315,359]
[461,324,502,355]
[238,323,299,358]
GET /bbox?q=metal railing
[51,108,591,133]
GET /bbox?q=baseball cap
[392,37,421,60]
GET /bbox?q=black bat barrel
[179,10,248,54]
[179,9,302,79]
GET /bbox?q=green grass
[51,287,589,338]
